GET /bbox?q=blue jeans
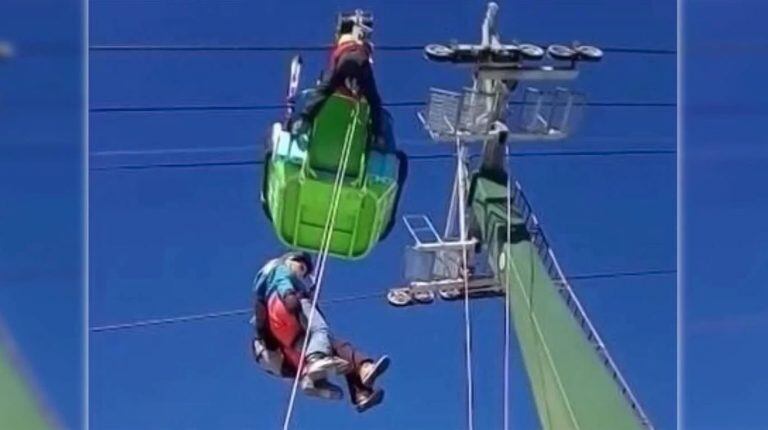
[299,298,333,358]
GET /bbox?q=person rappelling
[250,251,390,412]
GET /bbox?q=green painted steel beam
[0,334,53,430]
[469,174,649,430]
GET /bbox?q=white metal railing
[418,87,499,142]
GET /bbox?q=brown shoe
[360,356,390,388]
[300,376,343,401]
[354,388,384,413]
[304,354,350,381]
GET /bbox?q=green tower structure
[0,325,55,430]
[386,3,653,428]
[469,175,649,429]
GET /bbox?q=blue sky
[0,1,83,428]
[89,1,675,429]
[683,1,768,429]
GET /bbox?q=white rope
[456,138,475,430]
[503,142,512,430]
[281,104,358,430]
[444,172,458,237]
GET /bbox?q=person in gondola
[291,11,392,153]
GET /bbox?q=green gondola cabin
[262,92,405,259]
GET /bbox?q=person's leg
[296,64,348,128]
[297,83,331,124]
[374,108,397,152]
[338,57,387,151]
[331,338,388,412]
[299,298,332,358]
[299,299,350,379]
[332,338,389,387]
[333,51,379,105]
[253,299,267,334]
[267,294,343,399]
[330,49,384,146]
[332,338,371,370]
[331,338,369,403]
[254,299,281,350]
[266,294,303,369]
[297,49,385,147]
[358,66,384,142]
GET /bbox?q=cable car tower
[387,3,654,429]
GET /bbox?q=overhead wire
[88,137,674,159]
[89,269,675,333]
[89,149,676,172]
[89,100,674,114]
[90,44,675,55]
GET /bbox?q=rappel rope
[455,138,475,430]
[282,104,359,430]
[503,142,512,430]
